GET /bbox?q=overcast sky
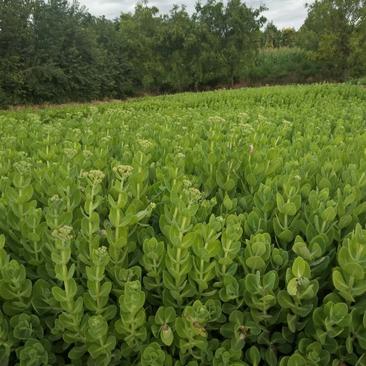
[77,0,313,29]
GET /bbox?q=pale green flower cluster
[52,225,73,241]
[208,116,226,124]
[50,194,61,202]
[187,187,202,203]
[14,160,32,174]
[113,165,134,179]
[82,149,93,158]
[239,123,255,133]
[64,148,78,159]
[137,139,153,150]
[183,179,192,188]
[81,170,105,185]
[95,246,108,258]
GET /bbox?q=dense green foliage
[0,0,265,106]
[244,48,324,85]
[1,84,366,365]
[260,23,297,49]
[1,0,365,107]
[259,0,366,85]
[297,0,366,79]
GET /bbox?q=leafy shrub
[0,84,366,365]
[245,48,325,85]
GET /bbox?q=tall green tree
[298,0,366,78]
[224,0,265,85]
[262,22,281,48]
[157,6,198,91]
[92,17,133,98]
[194,0,265,86]
[348,3,366,77]
[55,3,102,102]
[119,2,164,92]
[0,0,33,105]
[281,27,297,47]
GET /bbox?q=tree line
[0,0,365,106]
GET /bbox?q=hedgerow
[0,84,366,365]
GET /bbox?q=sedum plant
[0,84,365,364]
[333,224,366,303]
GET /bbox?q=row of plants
[0,84,366,365]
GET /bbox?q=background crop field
[1,84,366,365]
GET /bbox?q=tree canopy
[298,0,366,78]
[0,0,365,106]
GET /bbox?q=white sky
[77,0,313,29]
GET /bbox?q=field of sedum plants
[1,84,366,365]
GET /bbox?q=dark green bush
[245,48,325,85]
